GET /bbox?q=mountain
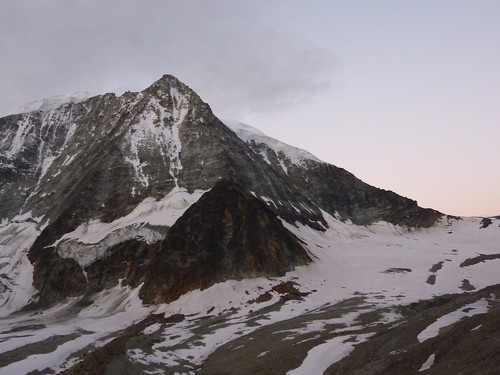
[1,74,440,307]
[0,75,498,375]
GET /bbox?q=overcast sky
[1,0,499,216]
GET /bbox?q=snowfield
[0,211,498,374]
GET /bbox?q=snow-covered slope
[13,92,97,114]
[224,119,322,168]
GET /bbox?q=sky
[1,0,499,216]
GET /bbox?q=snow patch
[417,298,490,342]
[0,283,150,374]
[419,353,436,372]
[287,333,373,375]
[55,224,166,268]
[124,94,188,187]
[5,114,34,158]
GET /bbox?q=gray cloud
[0,0,339,117]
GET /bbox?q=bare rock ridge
[0,73,443,305]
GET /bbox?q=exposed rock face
[1,74,439,233]
[286,162,441,227]
[139,180,311,304]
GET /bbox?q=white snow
[124,125,150,187]
[4,114,34,158]
[2,103,88,202]
[51,186,206,267]
[123,213,500,373]
[0,283,150,375]
[260,195,278,209]
[287,333,373,375]
[417,298,490,343]
[143,323,163,335]
[223,119,322,168]
[39,155,57,179]
[419,353,436,372]
[55,224,166,268]
[13,92,96,114]
[282,213,500,308]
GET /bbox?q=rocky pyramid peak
[146,73,188,90]
[141,74,202,104]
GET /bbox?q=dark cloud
[0,0,339,117]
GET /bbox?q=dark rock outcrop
[480,217,493,228]
[139,180,311,304]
